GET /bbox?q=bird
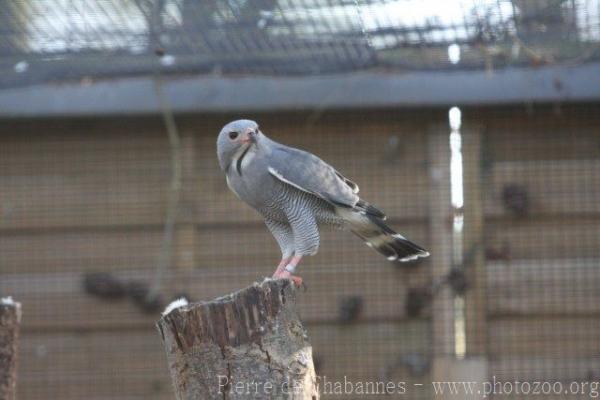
[216,119,429,286]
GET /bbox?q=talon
[271,255,303,287]
[290,275,303,288]
[273,270,303,288]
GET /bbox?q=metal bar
[0,62,599,117]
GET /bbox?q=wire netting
[1,2,600,400]
[1,0,600,88]
[1,107,599,399]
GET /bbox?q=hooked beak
[241,128,257,145]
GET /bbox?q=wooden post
[170,131,199,297]
[462,124,488,357]
[428,123,488,399]
[0,298,21,400]
[157,279,319,400]
[427,123,455,357]
[174,131,199,272]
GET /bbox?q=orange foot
[273,270,305,289]
[289,275,303,288]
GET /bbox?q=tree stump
[0,298,22,400]
[157,279,319,399]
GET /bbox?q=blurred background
[0,0,600,399]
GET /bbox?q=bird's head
[216,119,262,171]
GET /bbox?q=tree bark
[157,279,319,399]
[0,298,21,400]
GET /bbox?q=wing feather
[268,146,359,208]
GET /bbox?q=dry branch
[0,298,22,400]
[157,279,319,399]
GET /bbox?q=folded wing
[267,145,360,209]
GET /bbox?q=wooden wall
[473,107,600,397]
[0,112,435,399]
[1,105,599,399]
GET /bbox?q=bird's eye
[228,131,239,140]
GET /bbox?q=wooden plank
[489,316,600,357]
[484,160,600,216]
[11,134,598,241]
[477,393,595,399]
[484,125,600,162]
[0,228,164,274]
[195,221,428,271]
[0,270,162,331]
[0,173,168,229]
[17,321,432,400]
[17,325,600,400]
[308,320,431,400]
[2,253,429,331]
[18,331,172,400]
[490,357,600,383]
[0,217,427,274]
[192,227,431,324]
[0,129,169,177]
[0,131,170,230]
[485,218,600,259]
[487,259,600,316]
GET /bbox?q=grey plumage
[216,119,429,273]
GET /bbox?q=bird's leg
[275,255,303,287]
[272,256,291,277]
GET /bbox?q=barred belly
[258,181,344,228]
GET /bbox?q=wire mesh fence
[1,0,600,88]
[1,107,599,399]
[1,1,600,400]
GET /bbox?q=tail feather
[344,210,429,262]
[356,200,387,220]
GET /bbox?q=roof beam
[1,62,599,118]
